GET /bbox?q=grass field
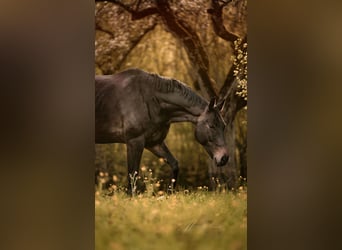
[95,187,247,250]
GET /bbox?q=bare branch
[207,0,239,43]
[221,79,247,126]
[218,62,236,100]
[114,23,157,71]
[95,0,133,11]
[95,0,159,20]
[156,0,218,98]
[95,23,114,39]
[131,7,159,20]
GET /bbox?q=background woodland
[95,0,247,190]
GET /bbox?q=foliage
[234,38,248,101]
[95,1,157,73]
[95,188,247,250]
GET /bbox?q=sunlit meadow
[95,171,247,250]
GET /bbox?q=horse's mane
[148,72,206,107]
[118,68,207,107]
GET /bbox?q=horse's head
[195,98,228,166]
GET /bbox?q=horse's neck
[167,110,201,124]
[156,92,207,124]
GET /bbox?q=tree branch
[131,7,159,20]
[95,0,159,20]
[222,79,247,126]
[114,23,157,71]
[209,0,247,110]
[156,0,217,98]
[207,0,239,43]
[95,23,114,39]
[95,0,134,12]
[218,61,235,100]
[218,35,247,123]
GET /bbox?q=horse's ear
[216,98,226,112]
[208,97,216,111]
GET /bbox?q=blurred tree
[95,0,247,190]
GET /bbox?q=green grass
[95,188,247,250]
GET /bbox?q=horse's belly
[96,116,150,144]
[95,127,124,143]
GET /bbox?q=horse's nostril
[220,155,228,166]
[215,155,228,166]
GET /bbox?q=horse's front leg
[126,136,145,195]
[147,142,179,191]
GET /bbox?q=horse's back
[95,69,154,143]
[95,68,150,93]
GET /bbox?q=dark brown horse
[95,68,228,193]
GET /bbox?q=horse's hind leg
[147,142,179,190]
[126,136,145,195]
